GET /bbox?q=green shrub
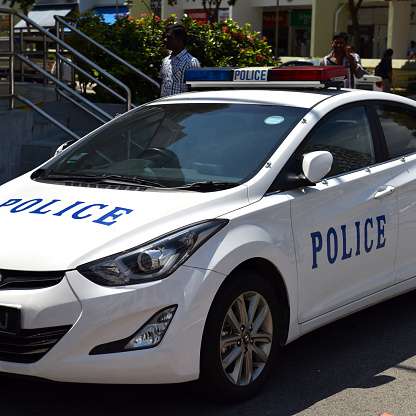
[68,12,277,104]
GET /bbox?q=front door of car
[287,104,398,324]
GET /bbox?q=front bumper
[0,266,225,384]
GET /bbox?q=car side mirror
[302,151,333,183]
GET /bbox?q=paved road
[2,290,416,416]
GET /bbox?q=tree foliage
[68,12,277,104]
[167,0,237,24]
[2,0,35,15]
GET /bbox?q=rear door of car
[372,101,416,284]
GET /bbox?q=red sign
[187,9,229,24]
[187,10,207,24]
[263,12,288,28]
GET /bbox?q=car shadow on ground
[1,290,416,416]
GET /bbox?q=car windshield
[45,103,307,189]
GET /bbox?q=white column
[388,0,411,59]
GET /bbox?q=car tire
[195,269,281,403]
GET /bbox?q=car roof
[153,88,348,109]
[152,88,414,110]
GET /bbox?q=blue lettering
[311,216,387,269]
[10,199,42,213]
[341,224,352,260]
[53,201,85,216]
[0,199,21,208]
[30,199,61,214]
[327,227,338,264]
[364,218,373,253]
[355,221,361,256]
[234,70,240,81]
[72,204,108,220]
[0,197,133,226]
[376,215,386,249]
[311,231,322,269]
[93,207,133,226]
[261,70,267,81]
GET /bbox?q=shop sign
[291,10,312,27]
[187,9,229,24]
[0,14,9,28]
[263,12,288,27]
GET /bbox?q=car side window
[298,106,375,178]
[376,104,416,159]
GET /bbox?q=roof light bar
[185,66,347,89]
[185,68,233,82]
[268,66,346,82]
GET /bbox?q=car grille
[0,270,64,290]
[0,325,72,363]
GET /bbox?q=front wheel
[196,269,281,403]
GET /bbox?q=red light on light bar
[269,66,346,82]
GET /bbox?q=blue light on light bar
[185,68,234,82]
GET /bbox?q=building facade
[142,0,416,60]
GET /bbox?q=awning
[15,6,74,28]
[93,7,129,24]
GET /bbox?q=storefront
[261,9,311,57]
[158,0,416,60]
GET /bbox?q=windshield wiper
[40,173,166,188]
[177,181,238,191]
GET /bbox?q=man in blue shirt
[159,25,200,97]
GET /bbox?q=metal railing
[0,9,160,139]
[393,72,416,93]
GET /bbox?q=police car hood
[0,175,249,271]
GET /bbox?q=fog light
[124,306,177,350]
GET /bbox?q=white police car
[0,66,416,403]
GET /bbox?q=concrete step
[32,114,70,142]
[21,131,89,175]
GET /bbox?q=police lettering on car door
[311,215,387,269]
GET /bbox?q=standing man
[380,49,394,93]
[159,24,200,98]
[320,31,364,89]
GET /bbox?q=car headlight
[78,219,228,286]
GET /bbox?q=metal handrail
[56,53,128,106]
[393,72,416,93]
[2,8,134,112]
[18,53,113,123]
[0,8,160,139]
[14,95,81,140]
[54,15,160,90]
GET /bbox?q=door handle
[374,185,395,199]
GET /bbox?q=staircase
[0,8,160,185]
[20,98,126,175]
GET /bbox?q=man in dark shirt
[380,49,393,93]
